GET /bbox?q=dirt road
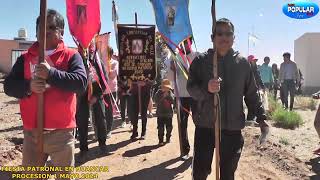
[0,79,319,180]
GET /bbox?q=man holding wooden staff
[4,9,87,174]
[128,81,152,140]
[187,18,269,180]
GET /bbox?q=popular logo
[283,1,319,19]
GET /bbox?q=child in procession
[154,79,174,145]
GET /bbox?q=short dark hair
[216,18,235,33]
[36,9,64,31]
[283,52,291,58]
[264,56,270,61]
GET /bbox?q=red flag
[66,0,101,48]
[95,33,111,72]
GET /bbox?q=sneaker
[106,132,112,139]
[159,141,165,146]
[259,125,269,144]
[121,122,126,128]
[181,154,189,161]
[141,131,146,139]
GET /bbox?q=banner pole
[37,0,47,166]
[212,0,221,179]
[135,12,138,28]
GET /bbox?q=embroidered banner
[118,25,156,81]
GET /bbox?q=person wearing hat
[154,79,174,145]
[248,55,265,90]
[247,55,265,122]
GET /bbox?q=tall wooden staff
[134,13,143,116]
[37,0,47,165]
[172,60,183,156]
[211,0,221,179]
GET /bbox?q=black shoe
[159,141,165,146]
[141,135,146,140]
[77,150,88,163]
[131,133,138,141]
[80,146,89,152]
[166,137,171,143]
[99,144,108,154]
[79,149,88,156]
[141,132,146,140]
[181,153,189,161]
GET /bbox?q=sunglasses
[47,25,60,31]
[216,31,234,37]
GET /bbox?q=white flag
[249,33,259,46]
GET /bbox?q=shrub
[268,96,282,114]
[271,108,303,129]
[308,98,317,111]
[295,96,318,110]
[279,137,289,145]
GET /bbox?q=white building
[294,32,320,94]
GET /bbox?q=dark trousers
[273,85,285,104]
[192,127,244,180]
[246,109,255,121]
[282,80,296,110]
[104,92,116,132]
[279,87,285,105]
[157,117,173,142]
[179,97,196,155]
[128,87,151,137]
[119,93,129,123]
[76,93,107,151]
[273,88,278,100]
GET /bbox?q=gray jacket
[187,49,267,130]
[279,60,300,83]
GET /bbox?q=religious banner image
[151,0,192,49]
[118,25,156,82]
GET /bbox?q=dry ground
[0,78,319,180]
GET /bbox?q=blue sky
[1,0,319,65]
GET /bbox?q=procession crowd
[3,9,319,180]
